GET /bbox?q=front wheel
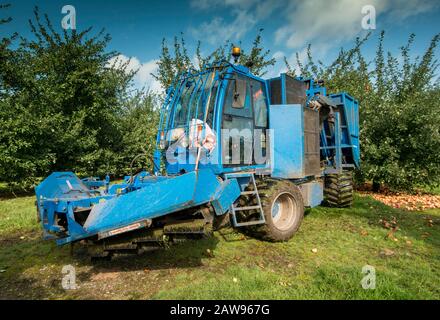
[256,180,304,241]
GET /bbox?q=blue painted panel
[211,178,241,215]
[35,172,92,201]
[82,169,239,236]
[269,104,304,178]
[83,172,193,234]
[299,181,323,207]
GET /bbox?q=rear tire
[256,180,304,242]
[324,171,353,207]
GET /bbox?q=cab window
[222,74,253,166]
[232,77,247,108]
[223,75,252,118]
[173,80,196,127]
[250,80,268,128]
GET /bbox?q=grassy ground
[0,194,439,300]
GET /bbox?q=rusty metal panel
[304,107,321,176]
[269,78,282,105]
[285,75,307,105]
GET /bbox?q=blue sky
[2,0,440,91]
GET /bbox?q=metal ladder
[224,172,266,227]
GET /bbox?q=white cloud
[264,50,286,78]
[275,0,438,50]
[189,0,281,45]
[190,0,438,56]
[272,50,285,61]
[273,0,439,74]
[107,54,162,92]
[275,0,370,49]
[387,0,439,19]
[110,0,438,88]
[190,12,255,45]
[190,0,263,11]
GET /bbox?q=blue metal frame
[36,169,241,245]
[154,62,270,174]
[155,62,272,176]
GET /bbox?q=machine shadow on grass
[1,235,221,298]
[1,271,67,299]
[79,235,221,272]
[0,236,72,299]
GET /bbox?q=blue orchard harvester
[35,48,360,257]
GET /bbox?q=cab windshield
[167,71,218,131]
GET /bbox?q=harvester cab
[35,48,360,256]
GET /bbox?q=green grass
[0,196,38,237]
[0,194,439,299]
